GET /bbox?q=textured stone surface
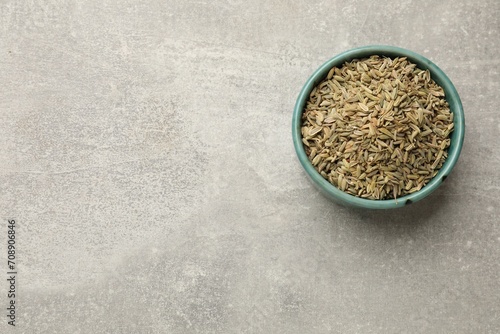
[0,0,499,333]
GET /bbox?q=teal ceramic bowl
[292,45,465,209]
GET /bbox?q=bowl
[292,45,465,209]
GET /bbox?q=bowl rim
[292,45,465,209]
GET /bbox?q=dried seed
[309,148,317,160]
[327,68,335,80]
[312,155,322,166]
[309,127,322,136]
[358,102,369,112]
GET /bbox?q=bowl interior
[292,45,465,209]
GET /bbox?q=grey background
[1,0,499,333]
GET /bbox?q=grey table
[1,1,499,333]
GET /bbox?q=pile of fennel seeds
[301,55,454,200]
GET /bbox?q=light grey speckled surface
[1,1,499,333]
